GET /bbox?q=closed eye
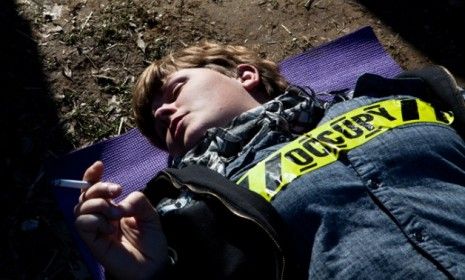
[170,81,184,101]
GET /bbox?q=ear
[236,64,261,92]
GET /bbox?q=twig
[305,0,315,10]
[80,11,93,32]
[84,53,98,69]
[41,250,58,275]
[313,0,324,7]
[25,168,45,201]
[14,28,38,43]
[29,0,43,7]
[117,117,126,135]
[106,43,123,50]
[280,24,292,35]
[93,75,117,84]
[122,53,129,68]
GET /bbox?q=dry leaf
[43,4,63,21]
[63,64,72,79]
[137,33,146,53]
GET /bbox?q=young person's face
[152,66,262,156]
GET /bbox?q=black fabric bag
[143,165,300,280]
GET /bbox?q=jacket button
[367,178,381,189]
[412,229,425,242]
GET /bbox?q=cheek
[206,107,238,128]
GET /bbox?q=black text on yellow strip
[236,99,454,201]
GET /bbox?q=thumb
[118,192,159,223]
[118,192,167,258]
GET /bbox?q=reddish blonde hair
[132,41,288,148]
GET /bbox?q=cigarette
[52,179,90,189]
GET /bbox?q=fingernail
[108,184,119,195]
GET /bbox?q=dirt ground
[2,0,465,278]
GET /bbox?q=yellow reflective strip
[419,101,435,121]
[443,111,454,124]
[247,163,267,198]
[237,99,454,201]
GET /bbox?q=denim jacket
[176,74,465,279]
[271,94,465,279]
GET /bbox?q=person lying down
[74,41,465,279]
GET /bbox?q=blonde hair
[132,41,288,148]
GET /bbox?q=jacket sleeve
[143,164,304,280]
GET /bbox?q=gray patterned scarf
[173,86,344,178]
[157,86,351,215]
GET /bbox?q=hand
[74,161,168,279]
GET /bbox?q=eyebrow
[160,73,175,95]
[151,73,181,116]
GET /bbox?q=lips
[169,113,187,143]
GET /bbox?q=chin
[184,128,203,150]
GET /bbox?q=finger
[75,213,115,236]
[118,192,167,263]
[74,198,123,220]
[82,182,122,200]
[82,161,104,184]
[118,192,159,223]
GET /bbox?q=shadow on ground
[359,0,465,81]
[0,0,80,278]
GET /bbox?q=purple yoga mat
[279,27,402,93]
[47,26,402,279]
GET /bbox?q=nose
[153,102,177,141]
[153,102,177,121]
